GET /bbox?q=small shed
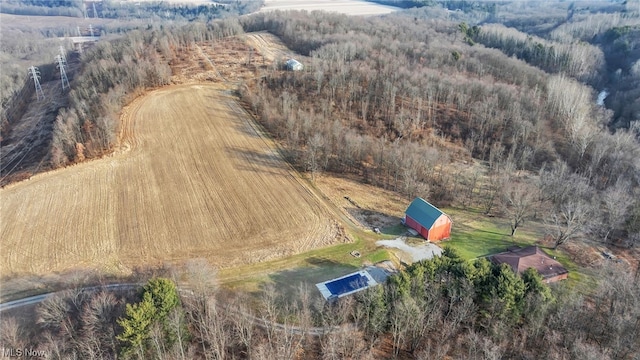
[403,198,452,241]
[285,58,304,71]
[490,246,568,283]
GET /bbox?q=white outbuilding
[285,59,304,71]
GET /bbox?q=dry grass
[241,31,295,63]
[314,174,409,231]
[0,83,339,278]
[170,34,287,86]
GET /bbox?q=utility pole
[28,66,45,101]
[83,2,88,18]
[89,24,94,37]
[92,2,98,18]
[77,26,82,36]
[55,55,70,91]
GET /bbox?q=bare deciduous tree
[0,317,26,349]
[306,133,326,182]
[503,180,537,236]
[548,198,591,248]
[599,180,634,244]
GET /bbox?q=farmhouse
[490,246,568,283]
[285,58,303,71]
[403,198,452,241]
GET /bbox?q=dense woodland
[1,1,640,358]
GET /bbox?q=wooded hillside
[239,10,639,248]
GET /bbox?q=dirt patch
[345,208,401,230]
[564,242,605,267]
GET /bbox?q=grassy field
[443,207,540,259]
[441,207,588,286]
[0,84,338,279]
[219,233,391,294]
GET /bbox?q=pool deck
[316,265,392,300]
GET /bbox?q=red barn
[403,198,452,241]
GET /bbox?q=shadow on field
[230,115,262,139]
[226,147,288,175]
[263,257,359,300]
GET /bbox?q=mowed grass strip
[0,84,336,276]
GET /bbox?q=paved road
[0,283,140,312]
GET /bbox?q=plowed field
[0,84,337,276]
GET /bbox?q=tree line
[1,0,263,20]
[470,23,605,83]
[2,253,637,359]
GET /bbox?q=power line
[55,54,70,91]
[28,66,45,101]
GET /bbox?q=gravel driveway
[376,237,442,263]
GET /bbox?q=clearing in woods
[0,83,339,277]
[241,31,295,63]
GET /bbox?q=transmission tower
[55,55,70,91]
[59,46,67,63]
[28,66,45,101]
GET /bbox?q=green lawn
[441,207,587,288]
[219,234,391,293]
[442,208,538,259]
[540,247,594,289]
[219,206,588,296]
